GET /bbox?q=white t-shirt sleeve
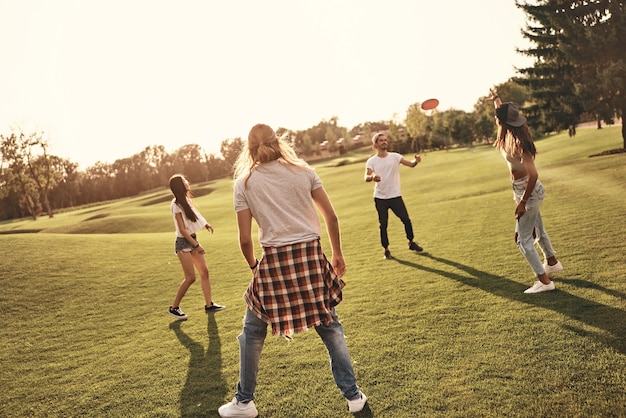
[171,199,208,236]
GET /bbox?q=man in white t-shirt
[364,132,423,259]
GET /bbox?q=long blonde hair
[233,123,310,187]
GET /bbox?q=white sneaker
[543,261,563,275]
[348,391,367,413]
[524,281,555,294]
[218,397,258,418]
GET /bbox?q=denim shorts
[175,233,197,253]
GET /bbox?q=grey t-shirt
[234,160,323,247]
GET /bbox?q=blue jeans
[234,308,361,402]
[513,178,556,276]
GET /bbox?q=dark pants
[374,197,414,249]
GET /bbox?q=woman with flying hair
[167,174,225,320]
[488,89,563,294]
[218,124,366,417]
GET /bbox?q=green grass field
[1,127,625,418]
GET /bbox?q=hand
[373,175,381,182]
[486,88,498,101]
[206,224,214,233]
[331,255,347,278]
[195,244,206,255]
[515,202,526,220]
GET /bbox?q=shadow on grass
[169,314,228,417]
[353,403,375,417]
[393,253,626,356]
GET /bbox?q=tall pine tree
[516,0,625,147]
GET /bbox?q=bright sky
[1,0,533,169]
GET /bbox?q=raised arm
[400,154,421,167]
[488,88,502,108]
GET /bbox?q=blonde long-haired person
[488,89,563,293]
[168,174,224,320]
[218,124,366,417]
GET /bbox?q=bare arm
[236,209,258,269]
[516,152,539,219]
[175,212,204,254]
[311,186,346,278]
[489,88,502,108]
[364,167,380,182]
[400,154,421,167]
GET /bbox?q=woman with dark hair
[488,89,563,294]
[218,124,366,417]
[168,174,224,320]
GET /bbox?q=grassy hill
[1,127,625,417]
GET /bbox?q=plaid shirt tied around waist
[244,239,345,337]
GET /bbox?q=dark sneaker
[408,242,423,252]
[384,250,394,260]
[169,306,188,320]
[205,303,226,313]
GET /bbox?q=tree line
[1,0,623,221]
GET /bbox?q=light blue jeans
[234,308,361,403]
[512,177,556,276]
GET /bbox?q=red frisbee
[421,98,439,111]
